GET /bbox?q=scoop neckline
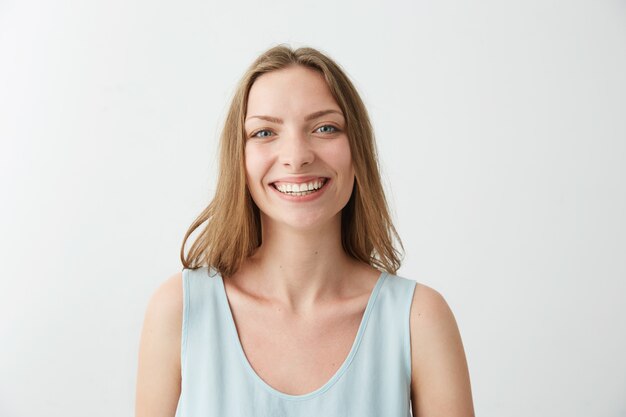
[214,269,388,401]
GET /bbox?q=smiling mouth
[270,178,329,196]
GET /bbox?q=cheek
[244,149,267,207]
[244,145,267,183]
[330,142,355,206]
[320,140,355,202]
[329,139,355,179]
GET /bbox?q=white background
[1,0,625,416]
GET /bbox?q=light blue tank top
[175,266,417,417]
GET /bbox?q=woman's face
[244,65,355,232]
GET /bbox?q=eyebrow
[245,109,344,124]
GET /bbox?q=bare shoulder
[135,271,183,417]
[147,272,184,322]
[409,282,475,417]
[140,272,184,343]
[409,283,459,338]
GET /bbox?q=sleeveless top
[175,266,418,417]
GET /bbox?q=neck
[235,213,367,313]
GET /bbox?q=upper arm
[409,283,475,417]
[135,272,184,417]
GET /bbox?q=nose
[278,129,314,169]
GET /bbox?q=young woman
[135,45,475,417]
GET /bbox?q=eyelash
[250,125,341,138]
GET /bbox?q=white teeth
[274,179,326,194]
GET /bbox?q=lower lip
[270,179,331,202]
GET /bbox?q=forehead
[246,65,341,117]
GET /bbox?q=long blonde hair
[181,45,403,277]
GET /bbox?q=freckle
[315,251,318,255]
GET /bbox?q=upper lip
[270,176,329,185]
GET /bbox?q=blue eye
[316,125,339,133]
[252,129,273,138]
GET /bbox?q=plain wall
[1,0,625,416]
